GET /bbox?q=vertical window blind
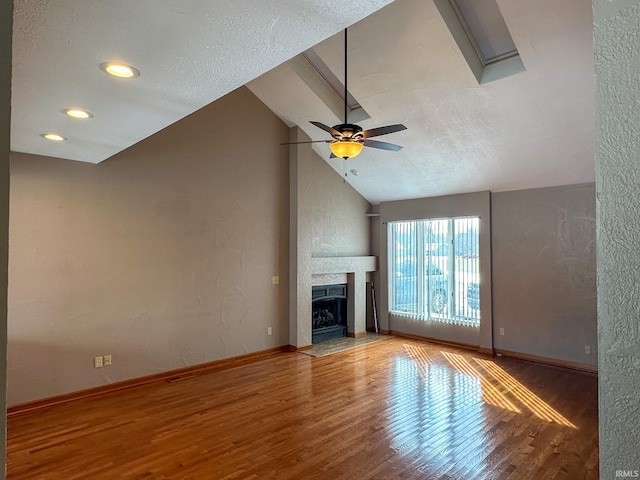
[389,217,480,327]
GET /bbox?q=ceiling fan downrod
[344,28,348,125]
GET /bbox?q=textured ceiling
[11,0,394,163]
[248,0,595,203]
[11,0,595,204]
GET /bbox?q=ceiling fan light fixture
[330,140,364,159]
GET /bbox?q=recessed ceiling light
[42,133,66,142]
[350,169,360,176]
[64,108,93,119]
[100,62,140,79]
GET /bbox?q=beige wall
[492,184,596,366]
[8,87,290,406]
[308,156,371,258]
[1,1,12,475]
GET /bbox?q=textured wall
[8,87,290,406]
[289,128,314,348]
[1,1,12,475]
[594,1,640,475]
[309,158,371,258]
[492,184,596,366]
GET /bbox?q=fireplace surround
[290,254,376,348]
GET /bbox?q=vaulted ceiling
[11,0,594,204]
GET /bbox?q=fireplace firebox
[312,284,348,344]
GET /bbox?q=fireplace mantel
[311,255,377,276]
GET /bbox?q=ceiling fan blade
[363,139,403,152]
[280,140,330,145]
[329,153,337,159]
[310,121,341,137]
[361,124,407,139]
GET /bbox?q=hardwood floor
[7,337,599,479]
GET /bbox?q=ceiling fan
[282,28,407,160]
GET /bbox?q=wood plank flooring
[6,337,599,479]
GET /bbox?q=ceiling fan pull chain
[343,158,347,183]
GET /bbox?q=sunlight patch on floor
[441,351,521,413]
[473,357,577,428]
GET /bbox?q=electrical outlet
[94,356,103,368]
[499,328,505,336]
[104,354,112,366]
[272,276,280,285]
[267,327,273,336]
[585,345,591,355]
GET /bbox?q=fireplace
[312,284,348,344]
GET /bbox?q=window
[389,217,480,327]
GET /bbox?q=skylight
[435,0,525,84]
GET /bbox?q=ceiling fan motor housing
[333,123,364,140]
